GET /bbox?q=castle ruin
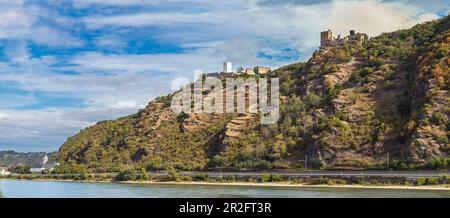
[320,29,368,47]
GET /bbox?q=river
[1,180,449,198]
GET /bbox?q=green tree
[115,169,136,181]
[139,168,149,180]
[261,174,270,183]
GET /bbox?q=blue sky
[0,0,448,152]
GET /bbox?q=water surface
[1,180,449,198]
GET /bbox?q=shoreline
[2,178,450,191]
[116,181,450,191]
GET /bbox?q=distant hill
[57,15,449,172]
[0,151,57,168]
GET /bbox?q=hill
[0,150,57,168]
[56,15,449,172]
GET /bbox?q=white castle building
[223,61,233,73]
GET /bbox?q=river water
[1,180,449,198]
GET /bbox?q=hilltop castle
[320,29,368,47]
[205,62,271,78]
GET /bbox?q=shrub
[426,157,450,170]
[115,170,135,181]
[389,160,419,170]
[321,63,339,74]
[417,177,426,186]
[334,50,352,63]
[383,80,396,90]
[350,67,374,84]
[427,177,439,185]
[417,177,440,186]
[304,93,322,109]
[137,168,149,180]
[261,174,270,183]
[334,111,349,121]
[368,57,385,69]
[431,112,446,125]
[325,83,343,101]
[271,174,283,182]
[359,67,374,77]
[167,167,180,182]
[11,165,31,174]
[225,175,236,182]
[195,173,207,181]
[313,116,329,133]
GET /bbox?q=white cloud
[84,12,211,28]
[0,106,137,152]
[81,0,441,58]
[94,35,127,49]
[321,0,439,37]
[0,1,84,47]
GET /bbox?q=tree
[11,165,31,174]
[139,168,149,180]
[115,169,136,181]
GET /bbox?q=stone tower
[320,30,333,47]
[350,30,355,36]
[223,61,233,73]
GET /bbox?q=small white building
[223,61,233,73]
[0,167,10,176]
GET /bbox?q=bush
[304,93,322,109]
[368,57,385,69]
[431,112,446,125]
[11,166,31,174]
[325,83,343,101]
[261,174,270,183]
[426,157,450,170]
[417,177,426,186]
[383,80,396,90]
[225,175,236,182]
[350,67,374,84]
[427,177,439,185]
[136,168,148,180]
[195,173,207,181]
[417,177,440,186]
[334,50,352,63]
[271,174,284,182]
[334,111,349,121]
[115,170,136,181]
[321,63,339,74]
[167,167,180,182]
[389,160,419,170]
[313,116,329,133]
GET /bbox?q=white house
[0,167,10,176]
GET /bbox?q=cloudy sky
[0,0,448,152]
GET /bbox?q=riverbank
[2,177,450,191]
[114,180,450,191]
